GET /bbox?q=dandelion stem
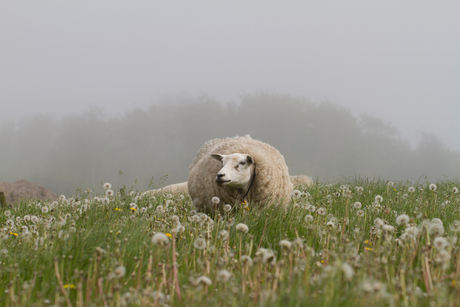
[258,218,268,249]
[54,257,73,307]
[172,232,182,303]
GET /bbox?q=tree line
[1,93,458,195]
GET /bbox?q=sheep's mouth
[216,179,231,185]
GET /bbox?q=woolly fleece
[188,137,293,212]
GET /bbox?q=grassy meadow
[1,179,460,306]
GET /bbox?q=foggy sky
[1,1,459,150]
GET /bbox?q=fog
[1,94,459,196]
[1,1,460,194]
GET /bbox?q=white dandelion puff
[305,214,314,222]
[408,187,416,193]
[353,202,362,209]
[317,207,327,216]
[103,183,112,190]
[279,240,292,249]
[236,223,249,234]
[216,270,232,283]
[211,197,220,205]
[341,262,353,280]
[449,220,460,232]
[429,184,437,191]
[433,237,448,250]
[429,223,445,236]
[396,214,410,226]
[194,238,206,250]
[152,232,169,246]
[291,190,301,199]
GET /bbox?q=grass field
[1,179,460,307]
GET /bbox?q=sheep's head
[211,153,254,189]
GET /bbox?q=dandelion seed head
[341,262,353,280]
[241,255,253,266]
[219,230,229,240]
[211,196,220,205]
[436,250,451,264]
[41,206,49,214]
[194,238,206,250]
[433,237,448,250]
[408,187,416,193]
[105,189,114,197]
[223,204,232,212]
[382,225,395,232]
[291,190,301,199]
[374,218,385,227]
[429,183,437,191]
[194,276,212,286]
[103,183,112,190]
[429,223,445,236]
[317,207,327,216]
[353,202,362,209]
[396,214,410,225]
[449,220,460,232]
[236,223,249,234]
[4,210,11,217]
[114,266,126,278]
[375,195,383,203]
[305,214,314,222]
[279,240,292,249]
[431,218,443,226]
[152,232,169,246]
[453,187,459,194]
[216,269,231,283]
[101,198,110,205]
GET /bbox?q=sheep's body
[290,175,313,187]
[188,136,293,213]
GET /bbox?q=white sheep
[290,175,313,187]
[147,175,312,196]
[188,136,293,213]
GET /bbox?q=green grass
[1,179,460,306]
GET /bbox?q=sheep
[188,136,293,213]
[147,175,312,197]
[290,175,313,187]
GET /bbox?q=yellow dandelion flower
[115,208,122,211]
[64,284,75,289]
[365,247,372,251]
[130,207,137,211]
[166,233,172,238]
[364,240,369,244]
[10,232,18,236]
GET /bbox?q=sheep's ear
[246,155,253,165]
[211,154,223,161]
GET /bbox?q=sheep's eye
[239,161,246,166]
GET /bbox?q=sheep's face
[211,153,254,189]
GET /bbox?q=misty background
[1,93,459,196]
[1,1,460,195]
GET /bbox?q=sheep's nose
[216,173,225,179]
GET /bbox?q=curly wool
[188,136,293,213]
